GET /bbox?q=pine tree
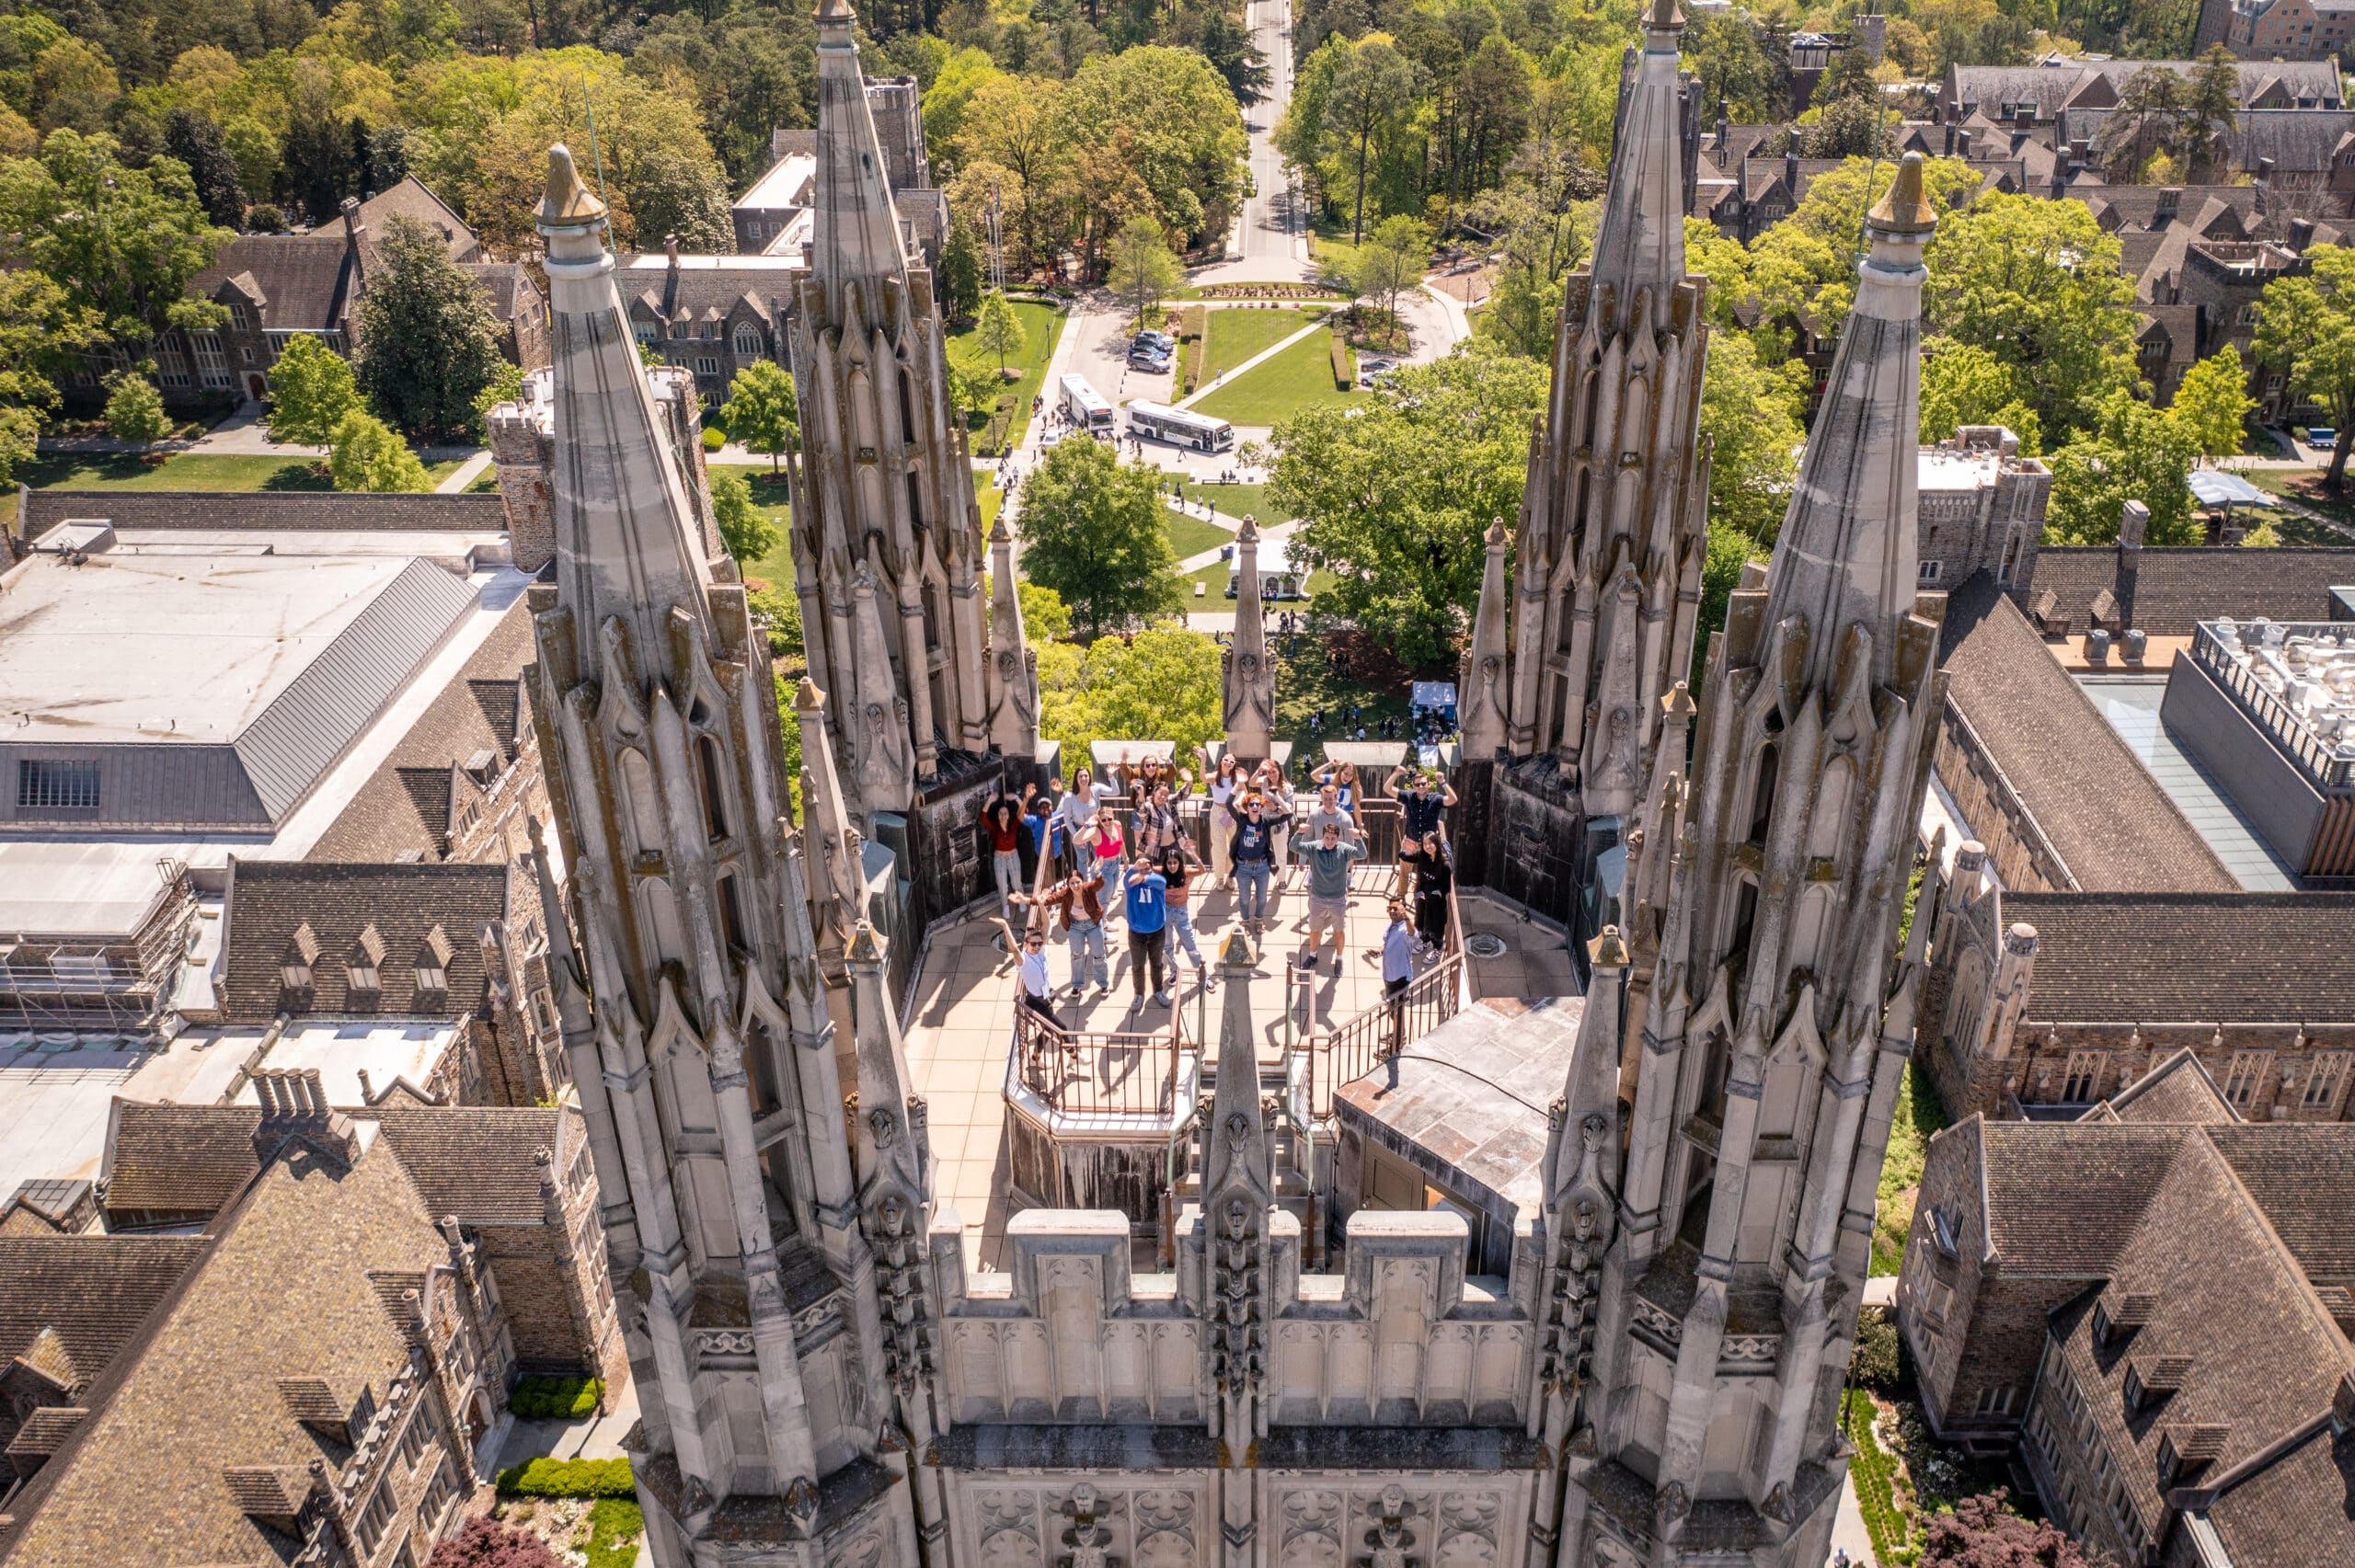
[354,215,507,443]
[937,219,983,325]
[974,290,1027,375]
[163,110,247,229]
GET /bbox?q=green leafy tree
[0,130,231,351]
[1198,7,1270,107]
[2045,390,2200,546]
[472,360,525,431]
[1039,625,1223,759]
[1923,192,2141,446]
[1747,155,1982,359]
[1681,11,1788,122]
[1321,38,1415,244]
[1058,47,1247,249]
[974,289,1027,375]
[104,372,170,448]
[1265,341,1548,669]
[1694,521,1763,685]
[266,333,362,449]
[720,359,798,476]
[1016,436,1186,638]
[1796,93,1894,159]
[1461,136,1603,359]
[946,345,1002,424]
[2257,244,2355,490]
[711,470,779,563]
[1018,579,1073,641]
[1919,338,2041,453]
[1105,214,1182,333]
[0,268,97,485]
[2181,47,2241,176]
[2096,64,2186,182]
[1354,214,1427,341]
[328,407,432,492]
[354,214,505,444]
[937,218,983,324]
[1700,331,1806,544]
[2169,349,2254,464]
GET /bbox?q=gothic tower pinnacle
[1222,516,1276,761]
[1553,150,1947,1568]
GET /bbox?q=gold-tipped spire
[536,144,607,230]
[1867,150,1936,235]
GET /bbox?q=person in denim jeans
[1155,840,1214,990]
[1023,866,1109,996]
[1229,795,1276,933]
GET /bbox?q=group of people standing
[983,752,1463,1035]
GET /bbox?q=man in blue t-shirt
[1123,853,1171,1008]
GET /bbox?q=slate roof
[100,1103,266,1226]
[366,1105,579,1226]
[219,860,511,1023]
[617,257,799,333]
[2089,1047,2238,1126]
[2028,546,2355,637]
[459,260,535,318]
[1946,59,2341,120]
[0,1237,210,1387]
[2191,1420,2355,1568]
[0,1136,454,1568]
[356,177,478,262]
[1971,1119,2191,1271]
[193,235,362,332]
[2001,891,2355,1024]
[2205,1124,2355,1287]
[306,597,535,864]
[1938,571,2236,893]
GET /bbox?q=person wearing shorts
[1295,821,1366,975]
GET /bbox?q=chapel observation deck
[898,793,1580,1274]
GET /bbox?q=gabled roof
[365,1105,580,1226]
[0,1236,210,1387]
[356,176,478,262]
[191,235,362,334]
[1938,572,2236,893]
[2029,546,2355,637]
[1947,59,2341,119]
[2090,1047,2238,1124]
[2004,891,2355,1024]
[100,1103,266,1225]
[218,860,510,1023]
[615,256,800,331]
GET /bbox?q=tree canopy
[2257,244,2355,490]
[1264,341,1547,670]
[354,213,506,443]
[1016,436,1186,638]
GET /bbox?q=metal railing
[2189,621,2355,792]
[1012,999,1190,1118]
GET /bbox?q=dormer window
[348,922,385,992]
[281,921,319,990]
[415,925,453,995]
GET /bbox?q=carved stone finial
[845,921,886,966]
[1868,150,1936,235]
[1589,924,1630,970]
[796,676,827,713]
[536,144,608,230]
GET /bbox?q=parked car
[1357,358,1396,388]
[1130,346,1174,372]
[2312,428,2338,452]
[1040,428,1063,448]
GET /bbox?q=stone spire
[1762,151,1933,688]
[1554,148,1947,1568]
[1199,926,1272,1450]
[1460,517,1511,758]
[1221,517,1275,761]
[789,0,994,830]
[810,0,910,307]
[1589,0,1689,306]
[984,520,1039,757]
[534,143,713,681]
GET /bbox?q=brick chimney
[251,1068,362,1166]
[2116,498,2148,634]
[339,197,365,282]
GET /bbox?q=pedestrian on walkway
[1230,795,1277,933]
[1124,852,1170,1008]
[1295,821,1366,976]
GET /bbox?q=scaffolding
[0,864,197,1040]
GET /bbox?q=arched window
[899,366,918,443]
[1746,740,1781,845]
[733,324,763,360]
[695,733,730,841]
[718,871,749,955]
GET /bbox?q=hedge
[1178,305,1209,395]
[1328,329,1352,391]
[1844,1389,1918,1564]
[495,1458,637,1499]
[508,1377,603,1421]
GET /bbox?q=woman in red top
[981,788,1026,925]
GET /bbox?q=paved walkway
[1827,1470,1875,1566]
[481,1377,641,1481]
[437,450,494,493]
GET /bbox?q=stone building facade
[1457,0,1712,939]
[1913,849,2355,1121]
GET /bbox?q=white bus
[1127,399,1235,452]
[1059,373,1114,439]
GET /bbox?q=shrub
[428,1518,565,1567]
[702,425,725,451]
[1845,1389,1915,1564]
[507,1376,603,1420]
[495,1457,637,1499]
[1327,329,1351,390]
[583,1498,646,1568]
[1851,1307,1904,1392]
[105,373,172,448]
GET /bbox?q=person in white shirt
[1381,900,1415,996]
[1017,928,1063,1031]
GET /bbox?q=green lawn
[2233,468,2355,545]
[1200,306,1319,383]
[17,452,334,491]
[1168,480,1275,525]
[1163,508,1233,559]
[1192,328,1365,427]
[420,456,468,485]
[1870,1063,1950,1276]
[467,468,501,492]
[1186,559,1338,602]
[951,300,1066,455]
